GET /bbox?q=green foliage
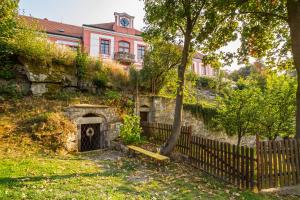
[183,103,217,129]
[216,87,261,145]
[256,73,296,139]
[0,0,18,59]
[104,90,122,103]
[229,65,260,82]
[139,40,182,94]
[0,65,15,79]
[216,70,297,142]
[93,70,108,89]
[197,76,217,90]
[0,83,23,98]
[120,114,142,144]
[128,66,140,90]
[75,49,88,80]
[159,70,199,104]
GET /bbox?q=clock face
[120,18,129,27]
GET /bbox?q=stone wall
[0,58,81,97]
[138,95,255,146]
[20,57,79,96]
[138,95,219,137]
[64,104,122,151]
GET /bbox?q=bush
[120,114,142,144]
[104,90,122,102]
[0,66,15,79]
[75,49,88,80]
[197,76,217,90]
[93,70,108,89]
[0,83,22,98]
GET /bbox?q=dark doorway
[80,123,104,152]
[140,111,149,122]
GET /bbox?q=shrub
[104,90,122,102]
[0,83,22,98]
[197,76,217,90]
[75,49,88,80]
[120,114,142,144]
[93,70,108,89]
[0,66,15,79]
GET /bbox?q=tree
[140,40,181,94]
[216,85,261,146]
[0,0,19,59]
[231,0,300,138]
[257,73,296,139]
[144,0,239,155]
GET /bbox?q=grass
[0,146,297,200]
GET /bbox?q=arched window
[119,41,130,53]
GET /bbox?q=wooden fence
[256,139,300,190]
[189,137,255,189]
[141,122,192,155]
[141,122,300,191]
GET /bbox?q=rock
[30,83,47,96]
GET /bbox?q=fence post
[256,134,261,191]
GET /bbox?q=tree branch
[191,0,206,27]
[175,22,186,35]
[238,11,288,22]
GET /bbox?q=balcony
[114,52,135,65]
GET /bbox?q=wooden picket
[141,122,300,191]
[256,138,300,190]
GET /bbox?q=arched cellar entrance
[79,113,108,152]
[64,104,121,152]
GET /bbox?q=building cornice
[47,33,82,41]
[82,25,143,40]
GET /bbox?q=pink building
[22,12,215,75]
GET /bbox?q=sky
[19,0,145,29]
[19,0,241,71]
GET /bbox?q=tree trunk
[160,28,192,155]
[287,0,300,139]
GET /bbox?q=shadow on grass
[0,167,127,188]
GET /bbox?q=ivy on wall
[183,103,218,129]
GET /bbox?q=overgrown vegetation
[120,115,142,144]
[20,112,76,151]
[183,103,218,129]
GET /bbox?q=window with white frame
[119,41,130,53]
[100,39,110,55]
[137,45,145,60]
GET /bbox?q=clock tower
[114,12,134,29]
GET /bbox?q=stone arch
[140,104,150,112]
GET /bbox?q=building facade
[22,12,215,76]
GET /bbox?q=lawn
[0,148,296,200]
[0,97,298,199]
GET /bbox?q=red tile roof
[20,15,83,38]
[84,22,115,31]
[84,22,143,36]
